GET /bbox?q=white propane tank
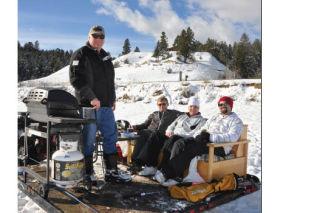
[51,133,84,188]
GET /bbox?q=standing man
[69,25,131,185]
[155,96,243,185]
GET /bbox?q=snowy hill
[19,51,229,87]
[112,51,229,82]
[17,53,261,212]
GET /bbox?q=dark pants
[131,129,153,166]
[161,140,226,179]
[136,131,168,167]
[158,136,191,169]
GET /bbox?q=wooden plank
[207,147,214,181]
[236,144,244,157]
[126,141,133,164]
[206,140,250,148]
[239,125,248,140]
[198,158,247,182]
[242,143,248,177]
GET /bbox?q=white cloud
[186,15,238,43]
[186,0,261,24]
[93,0,186,45]
[92,0,261,45]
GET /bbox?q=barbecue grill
[23,88,80,123]
[19,88,95,198]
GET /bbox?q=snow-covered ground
[17,52,261,212]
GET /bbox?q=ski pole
[51,183,99,213]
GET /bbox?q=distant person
[154,96,243,185]
[137,97,207,176]
[130,96,182,171]
[69,25,131,186]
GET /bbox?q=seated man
[154,96,243,185]
[130,96,182,171]
[137,97,207,176]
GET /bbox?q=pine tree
[252,39,262,69]
[231,33,258,78]
[34,40,40,50]
[173,27,196,62]
[134,46,140,52]
[159,32,169,58]
[153,41,161,59]
[122,38,131,55]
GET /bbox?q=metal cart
[19,112,95,199]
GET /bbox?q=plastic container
[120,132,135,138]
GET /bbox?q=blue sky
[18,0,261,57]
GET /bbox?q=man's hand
[166,132,173,137]
[195,131,210,144]
[90,98,101,110]
[112,103,116,111]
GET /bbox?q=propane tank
[51,133,84,188]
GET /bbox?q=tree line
[18,41,73,82]
[121,28,261,79]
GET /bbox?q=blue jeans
[81,107,118,156]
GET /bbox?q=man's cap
[188,97,200,107]
[89,25,105,36]
[218,96,233,109]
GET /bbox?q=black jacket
[69,42,116,107]
[135,109,183,134]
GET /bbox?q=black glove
[195,131,210,144]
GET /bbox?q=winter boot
[83,155,97,190]
[103,153,131,183]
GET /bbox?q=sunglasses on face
[92,34,105,39]
[158,103,167,106]
[218,102,228,107]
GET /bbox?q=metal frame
[19,113,95,199]
[93,133,140,175]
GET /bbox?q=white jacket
[166,113,207,138]
[194,112,243,155]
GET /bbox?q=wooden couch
[197,125,250,182]
[126,125,250,183]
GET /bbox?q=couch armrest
[206,140,250,148]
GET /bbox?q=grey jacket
[166,113,207,138]
[134,109,182,134]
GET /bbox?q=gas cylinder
[51,133,84,188]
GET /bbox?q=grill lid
[23,88,80,122]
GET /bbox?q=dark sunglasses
[158,103,167,106]
[92,34,105,39]
[218,102,228,107]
